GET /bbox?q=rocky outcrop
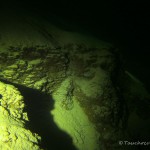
[0,81,42,150]
[0,44,127,149]
[0,45,68,93]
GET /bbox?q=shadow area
[0,79,77,150]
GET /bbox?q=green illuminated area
[0,81,41,150]
[0,9,150,150]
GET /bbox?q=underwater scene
[0,2,150,150]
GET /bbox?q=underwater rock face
[0,81,42,150]
[0,44,123,149]
[0,10,150,150]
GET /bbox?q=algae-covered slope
[0,81,42,150]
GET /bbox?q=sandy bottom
[51,78,100,150]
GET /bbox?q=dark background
[1,0,150,91]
